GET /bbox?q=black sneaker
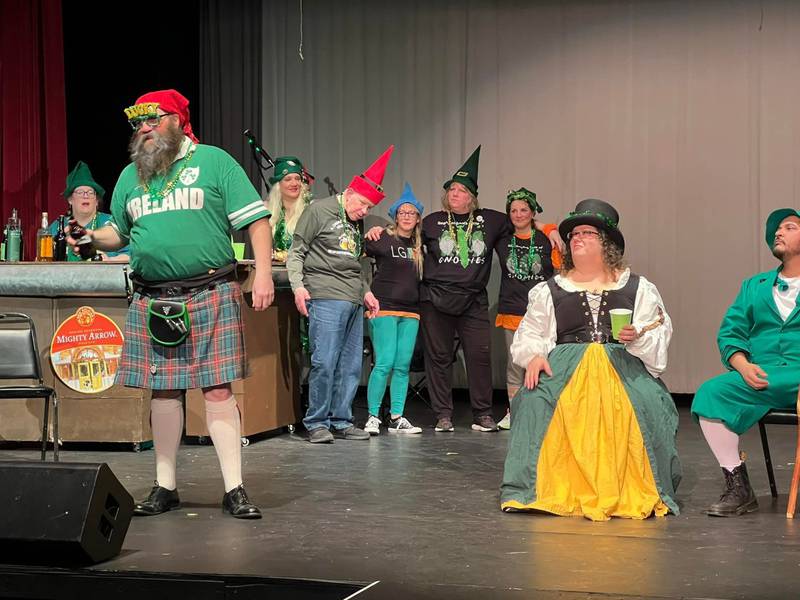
[133,483,181,516]
[387,416,422,434]
[332,425,370,440]
[471,415,499,432]
[308,427,334,443]
[222,484,262,519]
[434,418,454,432]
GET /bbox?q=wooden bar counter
[0,262,301,445]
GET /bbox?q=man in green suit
[693,208,800,517]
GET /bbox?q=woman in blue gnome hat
[363,183,425,435]
[265,156,312,262]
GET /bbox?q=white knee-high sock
[699,417,742,471]
[205,395,243,493]
[150,397,184,490]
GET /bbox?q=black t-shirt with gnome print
[421,208,511,296]
[365,232,420,313]
[495,229,554,316]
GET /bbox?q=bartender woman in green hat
[51,161,130,262]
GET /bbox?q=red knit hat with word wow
[134,89,199,143]
[348,145,394,205]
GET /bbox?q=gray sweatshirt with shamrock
[286,195,369,304]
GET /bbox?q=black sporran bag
[147,299,191,346]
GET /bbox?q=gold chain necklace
[447,210,474,240]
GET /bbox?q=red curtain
[0,0,67,260]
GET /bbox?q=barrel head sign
[50,306,124,394]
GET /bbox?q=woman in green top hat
[265,156,312,262]
[51,161,130,262]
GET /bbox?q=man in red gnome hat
[67,89,274,518]
[287,146,394,443]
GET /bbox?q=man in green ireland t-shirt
[68,89,273,519]
[287,145,394,443]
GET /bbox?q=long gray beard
[129,126,185,184]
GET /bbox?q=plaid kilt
[116,281,247,390]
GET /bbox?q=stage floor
[2,397,799,599]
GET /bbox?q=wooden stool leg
[786,390,800,518]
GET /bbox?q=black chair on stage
[758,407,799,499]
[0,313,59,461]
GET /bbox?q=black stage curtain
[199,0,265,247]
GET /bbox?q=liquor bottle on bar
[4,209,21,262]
[36,212,54,262]
[68,217,98,261]
[53,215,67,261]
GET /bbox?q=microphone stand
[324,176,338,196]
[243,129,275,192]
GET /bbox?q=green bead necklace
[144,146,197,201]
[337,194,362,258]
[510,233,540,280]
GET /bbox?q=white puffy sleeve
[625,275,672,377]
[510,282,557,368]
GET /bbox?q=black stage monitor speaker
[0,461,134,565]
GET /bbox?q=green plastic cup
[232,242,245,261]
[610,308,633,340]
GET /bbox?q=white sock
[150,397,183,490]
[699,417,742,471]
[205,395,243,493]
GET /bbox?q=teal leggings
[367,315,420,416]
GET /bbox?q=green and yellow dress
[500,270,681,521]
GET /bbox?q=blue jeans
[304,299,363,431]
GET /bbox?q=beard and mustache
[129,121,185,184]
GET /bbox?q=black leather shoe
[222,484,262,519]
[133,484,181,516]
[706,463,758,517]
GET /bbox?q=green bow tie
[776,277,790,292]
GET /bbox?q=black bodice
[547,274,640,344]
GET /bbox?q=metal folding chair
[0,313,59,461]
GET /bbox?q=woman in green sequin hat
[265,156,312,262]
[494,187,562,429]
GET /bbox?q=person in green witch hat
[692,208,800,517]
[265,156,312,262]
[51,161,130,262]
[415,146,508,433]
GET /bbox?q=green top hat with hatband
[269,156,305,185]
[443,146,481,196]
[63,161,105,198]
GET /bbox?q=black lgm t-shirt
[495,230,554,316]
[421,208,511,297]
[365,232,420,313]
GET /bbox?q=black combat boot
[706,462,758,517]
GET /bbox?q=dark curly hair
[561,230,627,273]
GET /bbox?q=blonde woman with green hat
[265,156,312,262]
[52,161,130,262]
